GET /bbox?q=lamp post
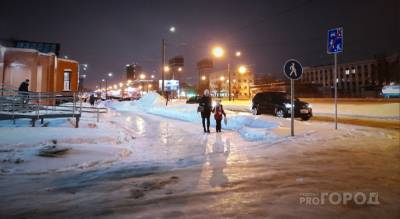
[104,72,113,99]
[212,47,242,101]
[161,26,176,96]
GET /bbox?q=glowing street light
[164,66,170,72]
[148,84,152,88]
[238,65,247,74]
[220,76,225,81]
[210,47,243,101]
[169,26,176,32]
[151,75,155,79]
[119,82,124,88]
[201,75,206,81]
[140,73,146,80]
[108,72,113,77]
[212,46,225,58]
[113,84,118,89]
[178,67,183,72]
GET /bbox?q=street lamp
[104,72,113,99]
[164,66,170,72]
[201,75,206,80]
[212,46,224,58]
[178,67,183,72]
[162,26,176,95]
[212,46,241,101]
[238,65,247,74]
[140,73,146,80]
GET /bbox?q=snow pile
[110,92,280,141]
[136,92,165,107]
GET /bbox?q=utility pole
[161,39,166,96]
[105,79,108,99]
[228,63,231,101]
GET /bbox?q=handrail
[0,88,107,124]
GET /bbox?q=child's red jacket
[212,104,226,120]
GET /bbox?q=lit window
[345,69,350,75]
[351,68,356,74]
[63,71,71,91]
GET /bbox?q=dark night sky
[1,0,399,88]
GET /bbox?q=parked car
[186,95,201,104]
[251,92,312,120]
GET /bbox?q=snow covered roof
[3,46,38,53]
[58,58,78,64]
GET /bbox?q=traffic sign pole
[291,79,294,136]
[327,27,342,130]
[283,59,302,137]
[334,53,338,129]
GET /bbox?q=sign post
[327,27,343,130]
[283,59,303,136]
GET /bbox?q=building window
[345,69,350,75]
[64,71,71,91]
[351,68,356,74]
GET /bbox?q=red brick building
[0,45,79,93]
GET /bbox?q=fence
[0,87,107,127]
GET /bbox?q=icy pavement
[0,94,399,218]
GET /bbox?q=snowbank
[109,92,279,141]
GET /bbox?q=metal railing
[0,88,108,125]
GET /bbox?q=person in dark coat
[18,79,29,105]
[198,89,212,133]
[18,79,29,92]
[89,94,95,106]
[212,100,226,132]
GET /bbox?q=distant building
[208,68,254,99]
[0,44,79,93]
[301,54,400,97]
[126,63,142,81]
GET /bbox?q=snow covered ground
[0,93,399,218]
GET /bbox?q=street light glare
[169,26,176,32]
[178,67,183,72]
[108,72,113,77]
[212,46,224,58]
[238,65,247,74]
[220,76,225,81]
[164,66,170,72]
[201,75,206,80]
[140,73,146,79]
[235,51,241,57]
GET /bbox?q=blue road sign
[283,59,303,80]
[327,27,343,54]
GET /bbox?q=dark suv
[251,92,312,120]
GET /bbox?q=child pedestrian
[212,100,226,133]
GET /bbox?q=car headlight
[306,103,312,108]
[284,103,292,108]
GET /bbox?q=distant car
[186,96,201,104]
[251,92,312,120]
